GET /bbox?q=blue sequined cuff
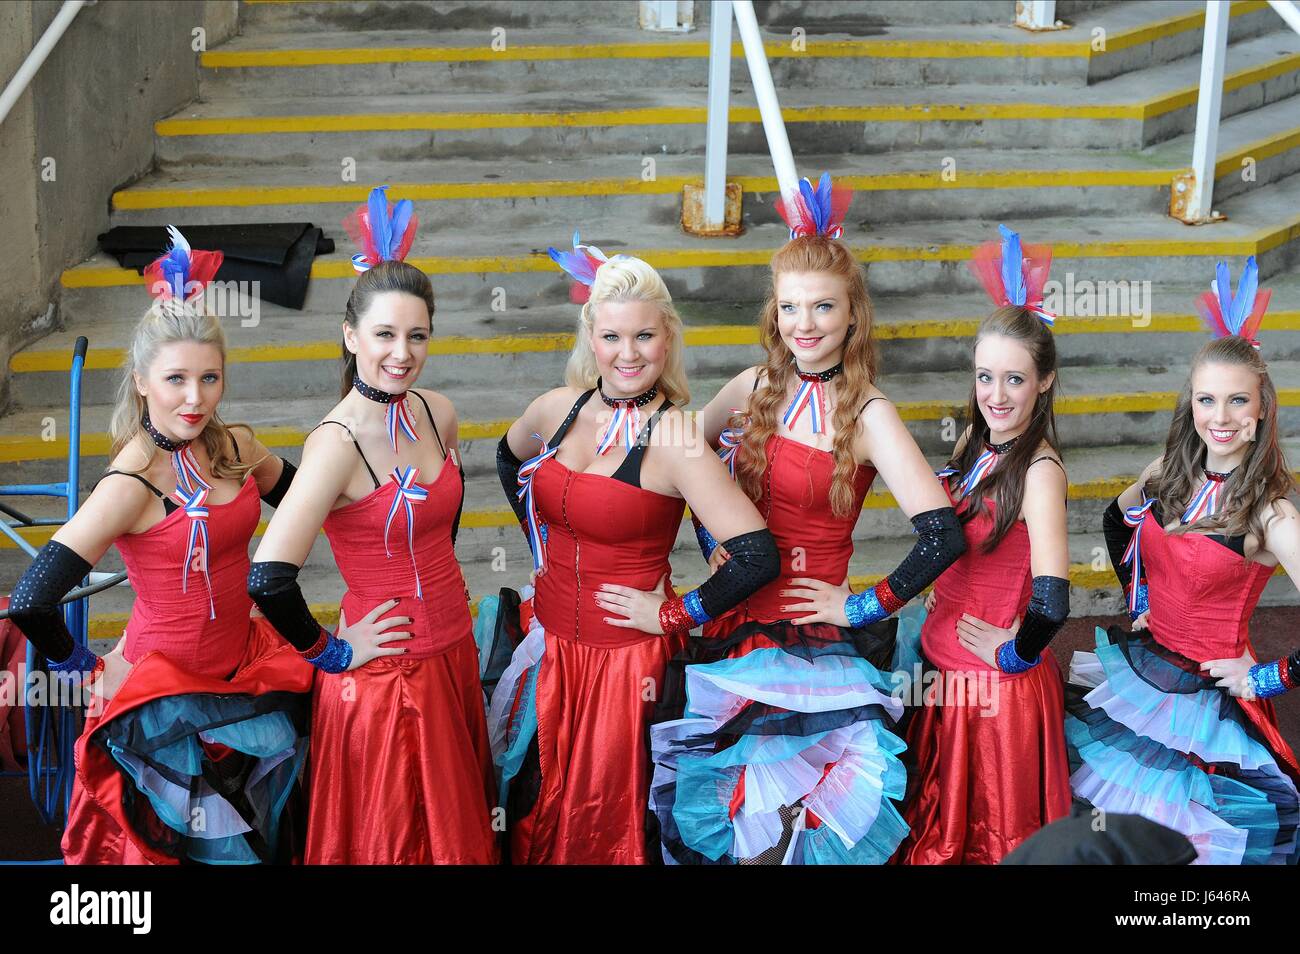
[306,631,353,674]
[1129,582,1149,620]
[996,639,1040,674]
[695,523,718,561]
[683,589,710,626]
[46,642,98,674]
[1248,661,1287,699]
[844,589,885,629]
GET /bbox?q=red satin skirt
[511,629,685,865]
[0,601,28,771]
[305,635,498,864]
[896,653,1072,865]
[63,617,314,866]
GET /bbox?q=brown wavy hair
[733,236,878,518]
[1144,335,1294,541]
[944,305,1061,552]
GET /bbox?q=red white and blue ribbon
[516,435,558,572]
[783,379,827,434]
[717,417,744,479]
[386,395,420,453]
[953,447,999,499]
[596,401,641,456]
[170,446,216,620]
[1121,497,1157,615]
[384,466,428,600]
[1181,475,1224,524]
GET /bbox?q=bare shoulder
[1140,455,1164,483]
[1262,495,1300,531]
[413,387,457,429]
[1026,448,1068,494]
[301,416,361,467]
[532,385,587,429]
[855,385,899,432]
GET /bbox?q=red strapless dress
[63,475,315,865]
[493,453,687,865]
[897,489,1072,865]
[1065,505,1300,864]
[308,457,497,864]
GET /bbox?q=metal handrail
[0,1,94,128]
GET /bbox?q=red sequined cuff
[874,578,905,615]
[1281,660,1296,691]
[300,626,329,659]
[659,597,694,636]
[89,656,106,685]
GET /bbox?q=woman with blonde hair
[1073,257,1300,863]
[490,235,779,864]
[8,229,312,864]
[646,176,966,865]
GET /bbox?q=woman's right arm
[498,388,568,526]
[697,367,760,451]
[1103,456,1161,617]
[248,427,409,671]
[8,473,151,681]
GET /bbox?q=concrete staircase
[6,0,1300,645]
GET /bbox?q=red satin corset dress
[899,483,1071,865]
[511,391,687,865]
[65,469,314,866]
[306,408,496,865]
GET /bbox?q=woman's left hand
[957,613,1020,669]
[782,578,852,627]
[1201,649,1256,699]
[596,574,670,635]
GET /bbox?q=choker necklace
[795,362,843,383]
[1204,467,1235,481]
[598,380,658,408]
[142,410,189,452]
[353,373,403,404]
[353,373,419,451]
[595,380,657,455]
[985,435,1019,455]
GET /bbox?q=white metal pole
[1266,0,1300,34]
[0,0,90,127]
[656,0,679,31]
[1016,0,1058,30]
[1186,1,1230,222]
[731,0,800,203]
[703,1,733,229]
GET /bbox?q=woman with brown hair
[1073,257,1300,864]
[8,229,313,864]
[248,187,497,864]
[647,176,966,865]
[895,226,1073,865]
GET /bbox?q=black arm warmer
[247,561,327,652]
[883,507,967,604]
[8,540,90,663]
[496,435,528,526]
[1102,498,1135,592]
[1289,650,1300,687]
[694,529,780,618]
[1013,575,1070,660]
[260,458,297,508]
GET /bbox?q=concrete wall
[0,0,233,415]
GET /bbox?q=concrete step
[108,95,1300,232]
[17,271,1300,409]
[56,171,1300,315]
[153,28,1300,164]
[236,0,648,33]
[198,2,1279,95]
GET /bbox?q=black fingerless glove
[8,540,90,664]
[659,529,780,633]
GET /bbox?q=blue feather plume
[998,224,1026,306]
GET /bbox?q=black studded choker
[598,379,658,408]
[353,373,404,404]
[985,435,1019,455]
[795,362,843,383]
[1205,467,1235,482]
[141,410,189,452]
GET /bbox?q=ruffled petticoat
[646,610,910,865]
[1066,625,1300,865]
[63,617,314,865]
